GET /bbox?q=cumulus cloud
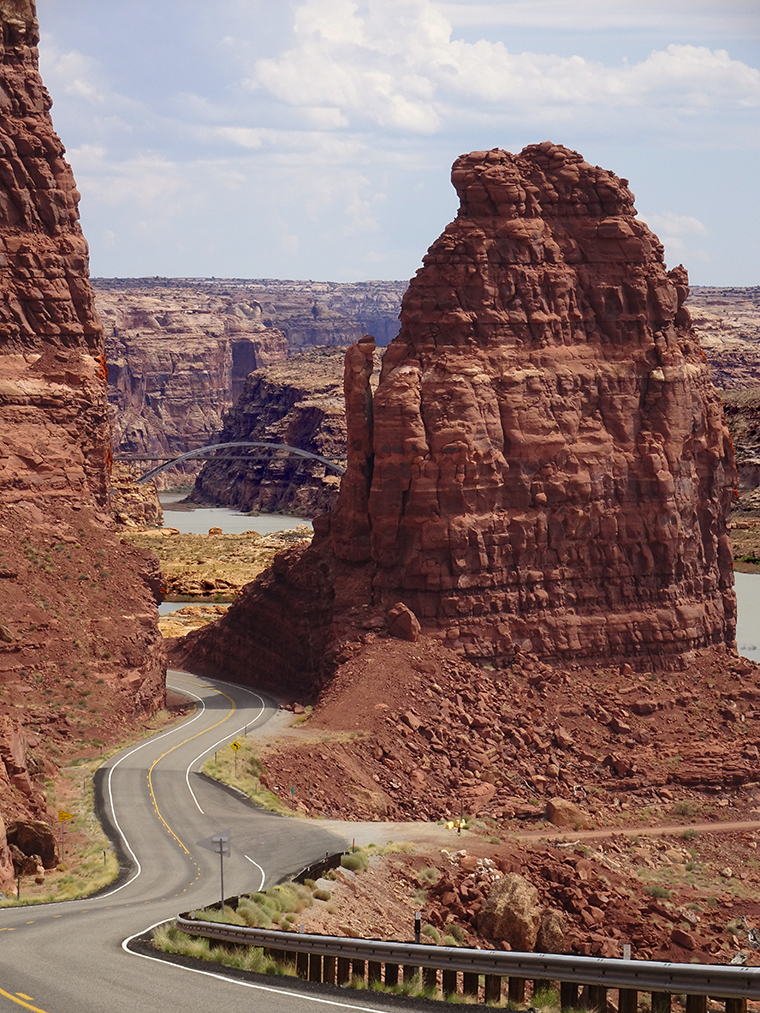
[640,210,711,265]
[249,0,760,134]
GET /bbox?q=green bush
[313,889,331,901]
[341,850,369,873]
[644,884,672,899]
[421,923,440,944]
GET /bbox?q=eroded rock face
[192,346,356,517]
[329,143,736,668]
[0,0,165,889]
[173,143,736,693]
[97,278,404,488]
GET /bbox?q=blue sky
[37,0,760,285]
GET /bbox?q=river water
[157,493,760,661]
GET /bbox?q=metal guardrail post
[687,996,707,1013]
[296,951,308,978]
[368,960,382,985]
[619,987,638,1013]
[484,974,501,1004]
[442,968,458,997]
[652,992,672,1013]
[561,980,579,1010]
[337,956,350,984]
[385,962,399,987]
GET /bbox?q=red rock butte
[174,143,737,689]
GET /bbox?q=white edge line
[244,855,266,891]
[122,920,399,1013]
[182,683,267,816]
[98,687,208,898]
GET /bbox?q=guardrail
[176,913,758,1009]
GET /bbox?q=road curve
[0,671,426,1013]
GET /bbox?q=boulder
[387,603,421,642]
[546,797,587,829]
[477,872,540,950]
[537,908,567,953]
[7,820,59,870]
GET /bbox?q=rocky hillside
[95,277,405,486]
[0,1,164,892]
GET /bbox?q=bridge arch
[130,441,346,484]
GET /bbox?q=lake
[159,491,311,537]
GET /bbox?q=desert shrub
[313,889,331,901]
[341,850,369,873]
[421,923,440,944]
[644,884,671,899]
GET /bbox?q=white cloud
[249,0,760,135]
[642,212,709,237]
[640,211,710,266]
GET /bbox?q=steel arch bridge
[117,441,346,484]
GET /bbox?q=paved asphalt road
[0,671,431,1013]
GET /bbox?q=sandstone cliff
[96,278,404,487]
[192,345,382,517]
[0,1,164,891]
[172,143,736,694]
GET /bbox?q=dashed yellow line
[146,683,236,861]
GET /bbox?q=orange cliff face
[171,143,736,694]
[0,1,165,890]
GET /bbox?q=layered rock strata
[192,345,380,517]
[173,143,736,692]
[97,278,405,487]
[0,1,164,890]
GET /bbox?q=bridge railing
[175,913,757,1009]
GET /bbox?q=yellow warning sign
[58,810,75,822]
[230,741,241,753]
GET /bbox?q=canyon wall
[96,278,405,486]
[0,1,164,890]
[172,143,736,693]
[192,345,382,517]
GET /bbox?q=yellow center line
[146,683,237,857]
[0,987,49,1012]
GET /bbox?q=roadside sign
[58,810,75,823]
[230,741,240,753]
[197,830,231,857]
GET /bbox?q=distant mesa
[171,142,736,692]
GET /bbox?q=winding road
[0,671,421,1013]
